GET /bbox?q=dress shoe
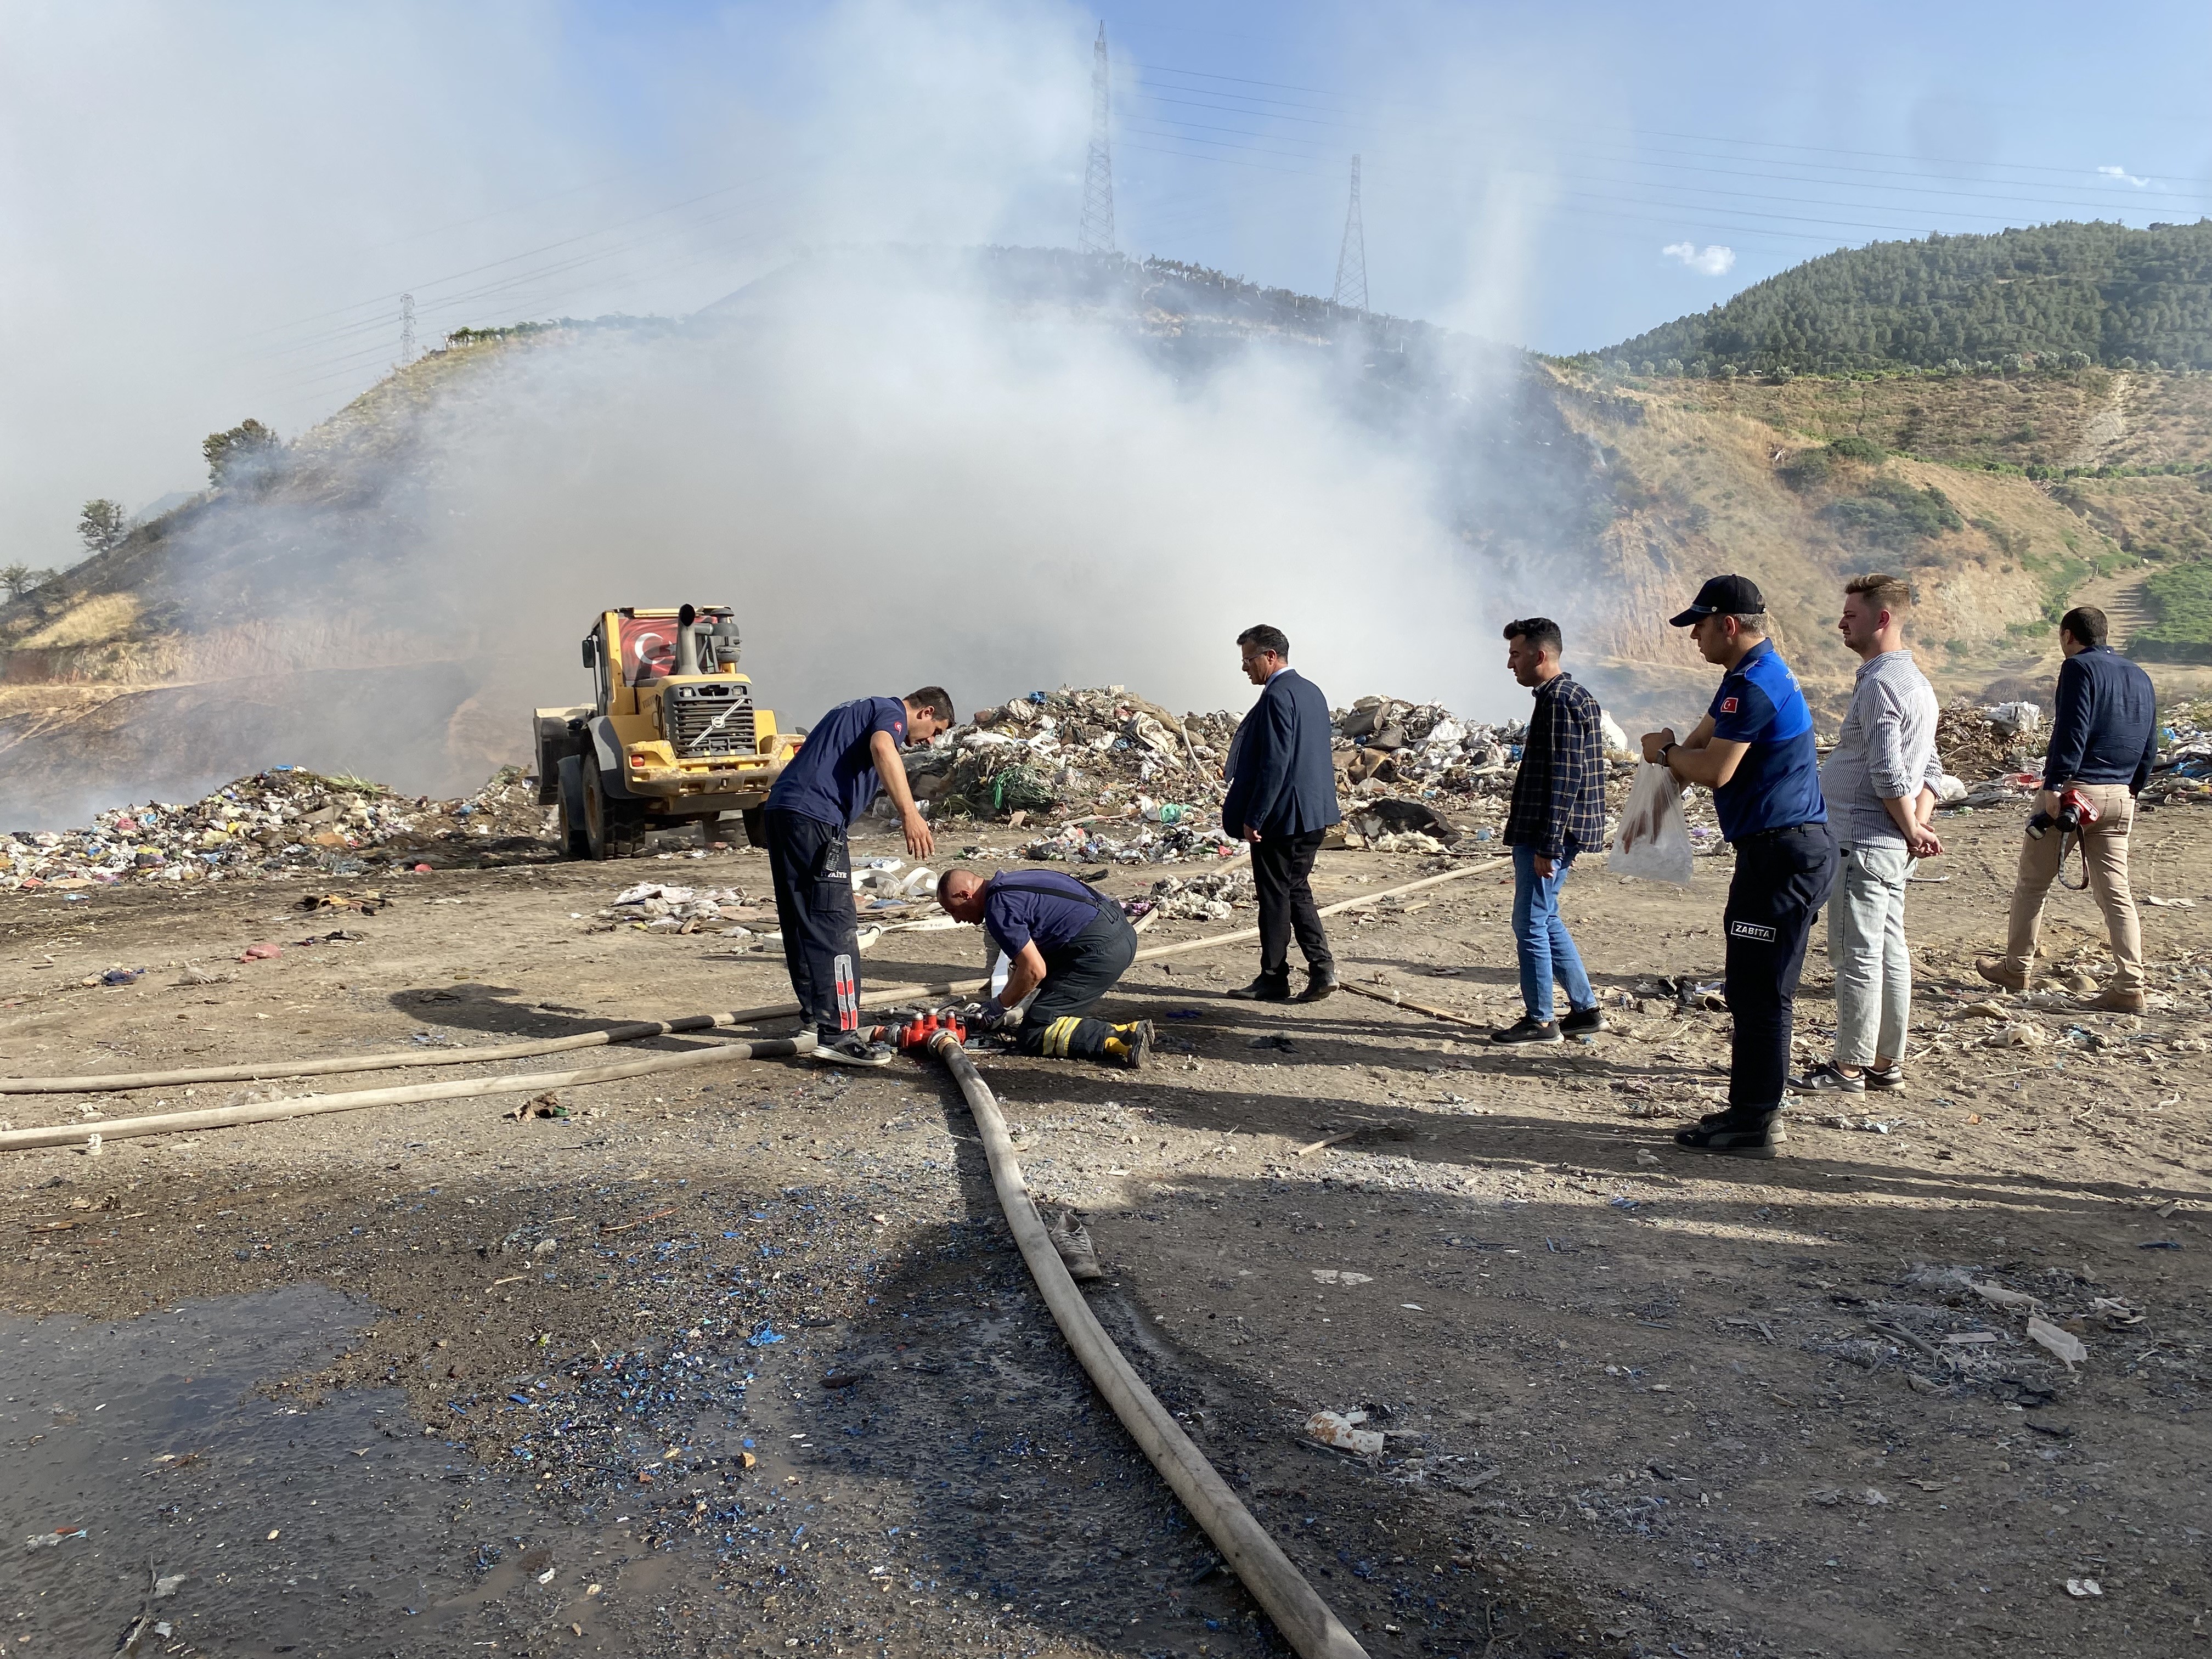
[2090,986,2147,1014]
[1226,972,1293,1002]
[1294,966,1340,1002]
[1974,956,2028,992]
[1675,1104,1783,1159]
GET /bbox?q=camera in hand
[2027,786,2102,840]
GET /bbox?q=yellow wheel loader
[532,606,794,859]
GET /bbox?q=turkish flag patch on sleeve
[1719,696,1739,714]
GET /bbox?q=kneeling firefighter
[935,868,1153,1068]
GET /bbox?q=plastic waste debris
[1305,1409,1386,1458]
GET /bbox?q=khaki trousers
[2002,781,2142,991]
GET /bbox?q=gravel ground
[3,809,2209,1659]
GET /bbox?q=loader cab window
[618,616,678,686]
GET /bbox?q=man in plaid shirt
[1496,618,1610,1045]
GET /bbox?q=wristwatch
[1658,741,1676,768]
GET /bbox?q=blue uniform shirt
[766,696,907,827]
[1707,639,1826,842]
[983,872,1109,960]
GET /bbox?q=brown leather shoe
[1975,956,2028,992]
[2090,986,2147,1014]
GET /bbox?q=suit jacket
[1222,668,1343,839]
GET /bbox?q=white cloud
[2097,165,2150,187]
[1661,241,1736,277]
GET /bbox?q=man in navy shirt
[1641,575,1834,1157]
[764,687,953,1065]
[936,868,1153,1068]
[1978,605,2160,1012]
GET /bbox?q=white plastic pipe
[0,1035,811,1151]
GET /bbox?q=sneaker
[1491,1015,1562,1046]
[1104,1019,1153,1070]
[1788,1062,1866,1094]
[1674,1107,1782,1159]
[1561,1006,1606,1036]
[1046,1207,1103,1283]
[1226,972,1293,1002]
[811,1031,895,1068]
[1863,1062,1905,1091]
[1974,956,2028,992]
[2089,986,2147,1014]
[1294,966,1340,1003]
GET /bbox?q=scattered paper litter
[2025,1314,2087,1371]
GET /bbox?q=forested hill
[1591,219,2212,376]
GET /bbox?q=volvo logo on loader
[532,605,800,859]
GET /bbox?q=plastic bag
[1609,763,1695,885]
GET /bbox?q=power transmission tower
[1331,155,1368,313]
[1079,24,1116,255]
[398,292,417,366]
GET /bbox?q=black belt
[1733,821,1825,844]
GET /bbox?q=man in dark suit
[1221,624,1342,1003]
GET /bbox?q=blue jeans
[1511,844,1594,1022]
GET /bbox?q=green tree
[1588,220,2212,375]
[78,498,128,555]
[1,563,57,599]
[202,417,283,489]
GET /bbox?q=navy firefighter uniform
[761,696,909,1044]
[1705,635,1834,1116]
[978,871,1150,1066]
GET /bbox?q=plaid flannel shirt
[1503,672,1608,860]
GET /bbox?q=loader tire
[581,761,646,860]
[556,755,591,860]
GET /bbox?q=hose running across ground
[927,1030,1372,1659]
[2,857,1504,1096]
[0,1036,812,1150]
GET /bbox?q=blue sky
[5,0,2211,562]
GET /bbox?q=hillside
[8,247,2212,827]
[1594,219,2212,375]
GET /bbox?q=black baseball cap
[1669,573,1765,628]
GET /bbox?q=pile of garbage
[2148,699,2212,807]
[1932,697,2212,812]
[1148,867,1257,921]
[910,684,1658,861]
[0,766,557,891]
[1936,700,2041,782]
[596,881,776,934]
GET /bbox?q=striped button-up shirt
[1504,672,1609,860]
[1820,648,1944,847]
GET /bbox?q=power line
[1142,64,2210,196]
[1332,155,1367,312]
[1080,23,1117,253]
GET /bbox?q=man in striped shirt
[1795,573,1944,1094]
[1496,617,1610,1045]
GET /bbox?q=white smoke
[409,258,1514,740]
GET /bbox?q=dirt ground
[3,805,2209,1659]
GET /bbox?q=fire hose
[927,1029,1369,1659]
[0,1036,812,1151]
[1,859,1503,1097]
